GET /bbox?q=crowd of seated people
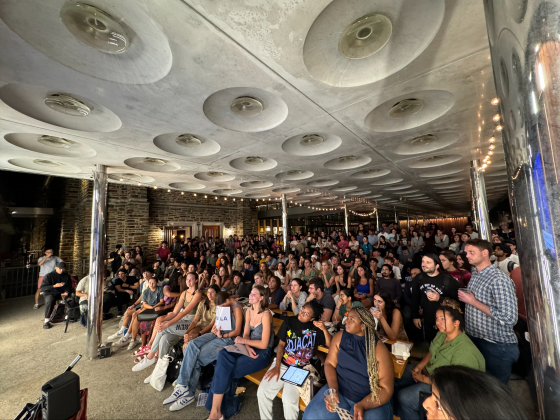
[93,221,529,419]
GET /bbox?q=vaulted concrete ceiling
[0,0,508,216]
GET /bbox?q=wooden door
[202,225,220,240]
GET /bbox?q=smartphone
[459,288,472,294]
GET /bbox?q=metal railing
[0,258,89,300]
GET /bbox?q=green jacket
[426,331,485,375]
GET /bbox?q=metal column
[376,208,379,233]
[281,194,288,254]
[484,2,560,417]
[344,203,349,235]
[86,165,108,359]
[470,160,491,240]
[394,208,398,229]
[407,211,410,230]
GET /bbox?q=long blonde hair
[354,306,380,403]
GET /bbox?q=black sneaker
[43,322,52,329]
[117,311,123,317]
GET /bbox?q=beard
[422,267,436,275]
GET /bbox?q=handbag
[297,364,320,406]
[166,340,184,383]
[150,355,173,391]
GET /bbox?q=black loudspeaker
[41,371,80,420]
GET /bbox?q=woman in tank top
[163,292,245,411]
[370,290,408,341]
[206,285,274,419]
[302,307,394,420]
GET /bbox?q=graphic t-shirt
[277,316,326,367]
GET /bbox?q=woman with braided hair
[394,299,486,420]
[303,306,394,420]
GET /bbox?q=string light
[489,137,496,143]
[492,114,501,122]
[491,98,500,105]
[167,189,171,192]
[181,192,184,195]
[496,125,503,131]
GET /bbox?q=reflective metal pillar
[376,208,379,233]
[281,194,288,254]
[484,2,560,416]
[344,203,349,235]
[86,164,108,359]
[470,160,491,240]
[407,211,410,230]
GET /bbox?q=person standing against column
[34,248,63,309]
[459,239,519,384]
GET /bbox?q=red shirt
[157,247,171,263]
[510,267,526,322]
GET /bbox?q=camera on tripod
[15,355,83,420]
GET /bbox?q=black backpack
[166,339,184,384]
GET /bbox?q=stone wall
[57,179,258,276]
[29,219,47,252]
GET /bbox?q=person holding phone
[35,248,64,309]
[40,262,72,329]
[370,290,408,341]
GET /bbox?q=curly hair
[353,306,380,403]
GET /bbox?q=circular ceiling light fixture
[410,134,437,147]
[37,135,73,149]
[339,13,392,59]
[60,2,129,54]
[208,171,224,177]
[288,170,303,175]
[338,155,357,163]
[324,155,371,170]
[350,168,391,179]
[300,134,324,146]
[408,154,462,169]
[143,157,167,167]
[275,170,314,181]
[245,156,264,165]
[33,159,63,167]
[272,187,300,193]
[44,93,90,117]
[230,96,263,117]
[175,134,202,148]
[389,99,424,119]
[307,179,339,187]
[240,181,274,188]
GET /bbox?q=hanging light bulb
[204,195,207,198]
[489,137,496,143]
[489,144,496,150]
[154,186,157,189]
[488,150,494,155]
[487,159,492,164]
[493,114,501,122]
[137,182,141,186]
[496,125,503,131]
[167,189,171,192]
[491,98,500,105]
[181,192,184,195]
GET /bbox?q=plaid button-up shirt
[465,265,518,344]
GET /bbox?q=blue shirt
[361,243,373,255]
[465,265,518,344]
[368,234,378,245]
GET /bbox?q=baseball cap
[56,262,66,269]
[311,255,317,259]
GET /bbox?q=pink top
[338,240,349,253]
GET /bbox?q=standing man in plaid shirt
[459,238,519,384]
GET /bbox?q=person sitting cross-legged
[206,285,274,420]
[164,292,244,411]
[302,306,394,420]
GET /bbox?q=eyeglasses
[300,309,312,318]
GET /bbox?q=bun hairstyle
[437,298,465,331]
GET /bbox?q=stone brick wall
[29,219,47,252]
[57,179,258,276]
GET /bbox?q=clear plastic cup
[324,388,338,411]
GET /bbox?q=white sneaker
[132,355,156,372]
[163,385,189,405]
[112,335,131,348]
[169,394,194,411]
[126,338,139,350]
[108,329,124,341]
[144,373,152,384]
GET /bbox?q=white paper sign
[215,306,233,331]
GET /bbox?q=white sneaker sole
[163,389,189,406]
[169,396,194,411]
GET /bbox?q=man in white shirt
[385,256,402,280]
[465,224,479,239]
[35,249,63,309]
[492,243,519,275]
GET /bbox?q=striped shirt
[465,265,518,344]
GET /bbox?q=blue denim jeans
[303,384,393,420]
[468,335,520,384]
[393,364,432,420]
[177,333,235,395]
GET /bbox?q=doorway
[202,225,220,240]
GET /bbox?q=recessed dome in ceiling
[365,90,455,132]
[370,177,403,186]
[4,133,96,157]
[245,193,270,198]
[9,158,81,174]
[426,177,464,184]
[297,192,322,197]
[324,155,371,170]
[363,194,383,199]
[393,132,460,156]
[153,133,220,157]
[408,154,462,169]
[282,132,342,156]
[0,0,172,84]
[348,190,371,196]
[398,190,420,195]
[375,198,392,201]
[307,179,339,187]
[272,187,300,193]
[229,156,277,172]
[124,157,180,172]
[295,199,311,203]
[213,188,242,195]
[418,167,464,178]
[275,170,314,181]
[0,84,121,132]
[330,186,358,192]
[350,168,391,179]
[322,196,338,200]
[385,184,413,191]
[169,182,206,190]
[240,181,274,188]
[203,87,288,132]
[109,173,154,183]
[302,0,444,87]
[194,171,236,182]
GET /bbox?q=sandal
[133,345,151,357]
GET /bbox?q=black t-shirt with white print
[277,316,326,367]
